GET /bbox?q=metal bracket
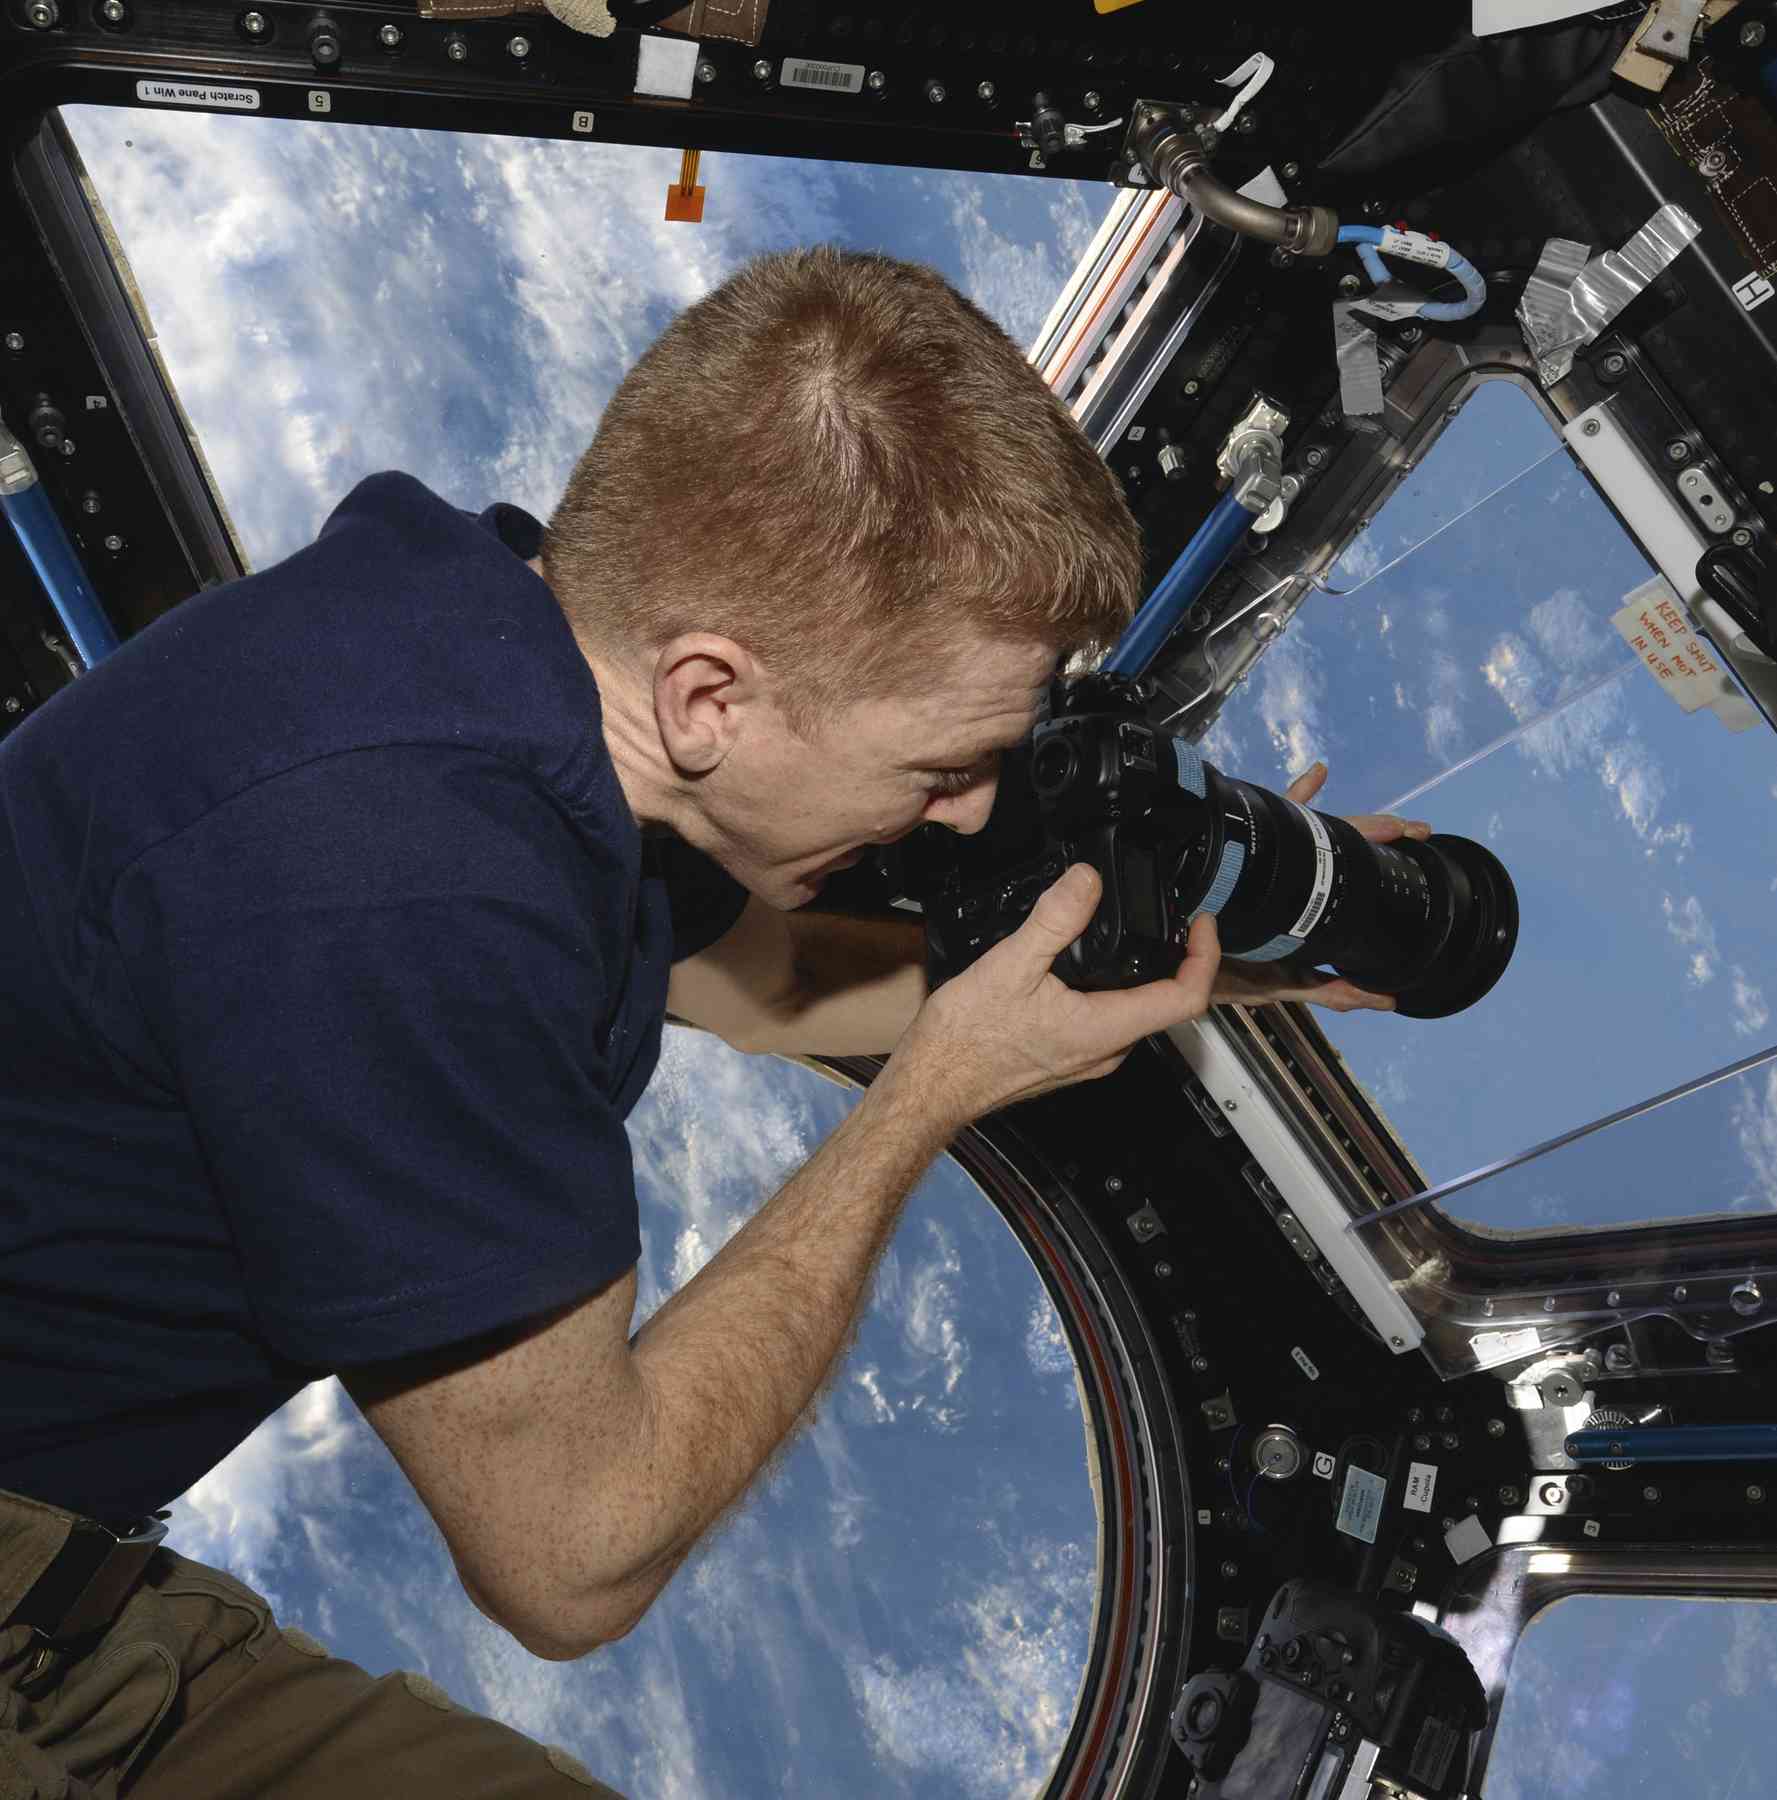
[1643,0,1708,65]
[1216,393,1290,513]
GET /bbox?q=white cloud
[1732,967,1771,1039]
[1662,893,1720,987]
[1730,1066,1777,1211]
[936,171,1101,351]
[1255,630,1326,779]
[1023,1294,1073,1379]
[1394,681,1410,711]
[902,1218,970,1406]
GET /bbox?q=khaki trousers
[0,1488,625,1799]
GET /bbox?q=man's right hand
[893,862,1222,1128]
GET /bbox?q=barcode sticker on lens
[1286,802,1336,940]
[782,58,865,94]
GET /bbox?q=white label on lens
[1286,801,1336,940]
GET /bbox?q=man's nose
[929,778,998,836]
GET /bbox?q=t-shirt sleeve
[109,747,643,1370]
[650,832,750,962]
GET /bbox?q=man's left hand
[1210,761,1432,1014]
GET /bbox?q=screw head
[1602,352,1627,376]
[1154,1261,1172,1278]
[2,697,20,714]
[1338,272,1363,297]
[1673,1285,1688,1302]
[1082,90,1101,112]
[1183,379,1200,395]
[1582,419,1602,437]
[445,34,468,61]
[1406,1407,1424,1424]
[1364,198,1386,218]
[1400,325,1423,345]
[240,8,268,36]
[1191,1355,1210,1373]
[1305,446,1326,468]
[1221,1560,1238,1579]
[1732,1279,1763,1313]
[1237,111,1258,134]
[1541,1481,1564,1505]
[924,78,947,104]
[1666,439,1691,463]
[1742,19,1767,46]
[103,534,124,552]
[59,438,77,458]
[696,57,716,83]
[1750,1485,1766,1502]
[1607,1289,1622,1306]
[310,30,341,65]
[1281,161,1300,178]
[1487,1418,1506,1438]
[753,58,772,79]
[81,492,101,514]
[100,0,126,21]
[1499,1486,1521,1507]
[977,79,997,102]
[1414,1434,1431,1452]
[866,69,886,90]
[26,0,59,25]
[1105,1175,1123,1193]
[1643,1485,1661,1503]
[507,34,530,58]
[3,333,23,353]
[378,22,402,46]
[1733,527,1754,547]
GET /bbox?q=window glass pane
[1485,1594,1777,1798]
[57,107,1102,568]
[163,1029,1100,1796]
[1199,376,1777,1231]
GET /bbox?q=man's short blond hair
[541,246,1143,727]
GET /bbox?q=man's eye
[926,767,982,798]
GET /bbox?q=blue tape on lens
[1188,841,1246,923]
[1171,737,1207,798]
[1238,931,1304,963]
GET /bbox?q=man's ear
[652,633,766,776]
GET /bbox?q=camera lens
[1173,751,1518,1019]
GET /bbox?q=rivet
[379,23,402,47]
[506,34,530,58]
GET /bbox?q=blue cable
[1337,222,1486,322]
[1103,489,1254,679]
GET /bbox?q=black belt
[7,1511,169,1646]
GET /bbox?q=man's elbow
[503,1586,653,1662]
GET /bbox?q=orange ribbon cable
[665,149,706,223]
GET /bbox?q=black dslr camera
[1172,1579,1488,1799]
[914,674,1518,1019]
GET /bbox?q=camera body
[921,674,1209,992]
[1171,1579,1486,1799]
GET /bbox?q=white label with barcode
[1286,802,1336,940]
[781,58,865,94]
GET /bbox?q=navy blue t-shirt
[0,471,747,1528]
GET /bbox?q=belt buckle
[12,1511,169,1649]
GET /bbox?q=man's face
[700,633,1057,909]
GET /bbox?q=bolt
[1391,1335,1405,1348]
[1406,1407,1424,1424]
[1083,90,1101,113]
[81,492,101,514]
[1732,1280,1763,1315]
[1733,527,1755,547]
[866,69,886,91]
[25,0,58,25]
[1223,1098,1237,1112]
[1441,1433,1459,1451]
[1154,1261,1172,1279]
[3,333,23,353]
[1182,1311,1197,1322]
[1435,1406,1454,1423]
[310,26,341,64]
[1500,1486,1521,1508]
[1541,1482,1564,1506]
[2,697,20,715]
[99,0,126,20]
[1743,20,1768,47]
[1440,1516,1455,1531]
[1605,1344,1634,1373]
[696,57,717,83]
[753,58,772,80]
[1221,1560,1238,1579]
[379,23,402,47]
[1414,1434,1431,1453]
[1183,379,1200,396]
[240,8,268,36]
[1105,1175,1123,1193]
[59,438,76,458]
[1602,352,1627,376]
[1487,1418,1506,1438]
[445,34,468,62]
[1582,419,1602,437]
[1607,1289,1622,1307]
[1643,1486,1661,1504]
[1667,439,1691,463]
[924,78,947,104]
[1544,1297,1557,1312]
[1192,1356,1210,1373]
[1700,149,1728,178]
[1237,111,1258,134]
[976,79,996,102]
[1751,1485,1767,1503]
[1673,1285,1688,1302]
[1338,272,1363,297]
[1400,325,1423,345]
[1364,199,1386,218]
[1304,446,1326,468]
[103,534,124,552]
[507,34,530,58]
[1281,161,1300,179]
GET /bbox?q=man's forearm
[766,910,926,1054]
[577,1045,958,1640]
